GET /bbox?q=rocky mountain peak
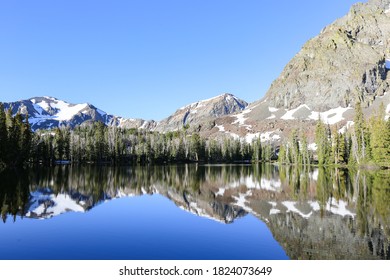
[206,0,390,144]
[264,0,390,112]
[154,93,248,132]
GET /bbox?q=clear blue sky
[0,0,364,120]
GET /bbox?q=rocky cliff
[265,0,390,110]
[206,0,390,143]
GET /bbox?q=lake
[0,164,389,260]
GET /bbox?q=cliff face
[264,0,390,111]
[206,0,390,143]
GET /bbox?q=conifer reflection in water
[0,164,389,259]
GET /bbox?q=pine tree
[290,129,300,164]
[9,113,23,166]
[278,144,286,164]
[331,127,340,165]
[352,102,370,163]
[54,128,65,161]
[370,103,390,166]
[338,132,347,164]
[20,113,32,163]
[252,137,262,162]
[315,119,331,165]
[94,122,108,162]
[190,133,202,161]
[63,127,71,160]
[262,144,272,162]
[300,132,310,166]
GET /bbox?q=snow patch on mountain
[245,132,261,143]
[260,131,281,142]
[267,114,276,119]
[24,97,91,128]
[32,103,45,115]
[308,106,353,125]
[243,131,281,144]
[228,132,240,140]
[53,101,89,121]
[216,125,226,132]
[232,108,251,125]
[36,100,51,112]
[278,104,352,124]
[281,104,311,120]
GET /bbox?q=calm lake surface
[0,164,389,260]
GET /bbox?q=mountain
[2,94,248,133]
[3,1,390,141]
[210,0,390,142]
[161,0,390,143]
[3,96,156,131]
[266,0,390,111]
[154,93,248,132]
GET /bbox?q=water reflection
[0,164,389,259]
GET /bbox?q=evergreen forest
[0,102,389,169]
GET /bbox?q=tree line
[0,103,32,169]
[0,102,278,167]
[29,122,277,165]
[1,101,389,168]
[278,103,390,167]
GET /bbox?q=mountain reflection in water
[0,164,389,260]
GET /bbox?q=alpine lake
[0,164,389,260]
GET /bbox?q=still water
[0,164,389,260]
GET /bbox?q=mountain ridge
[2,93,248,132]
[264,0,390,111]
[3,96,157,131]
[208,0,390,143]
[154,93,248,132]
